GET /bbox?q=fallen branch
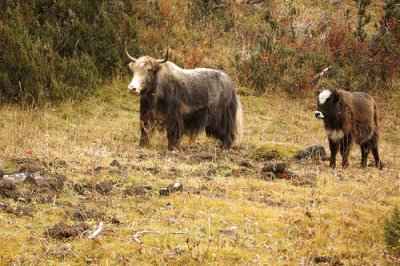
[88,221,104,239]
[133,230,161,244]
[312,66,332,86]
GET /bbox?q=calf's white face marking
[326,129,344,142]
[318,89,332,105]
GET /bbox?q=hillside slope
[0,80,399,264]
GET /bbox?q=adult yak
[125,47,243,150]
[315,88,383,169]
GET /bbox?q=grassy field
[0,79,399,265]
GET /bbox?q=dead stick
[312,66,332,85]
[133,230,161,244]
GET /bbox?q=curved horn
[124,41,137,62]
[156,49,169,64]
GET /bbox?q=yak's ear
[128,62,135,70]
[331,89,340,102]
[153,62,163,72]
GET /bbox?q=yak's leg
[370,134,383,169]
[360,142,370,168]
[329,138,339,168]
[220,135,233,149]
[139,98,153,147]
[139,122,149,147]
[340,134,351,168]
[188,133,197,146]
[167,115,184,151]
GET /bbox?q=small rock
[261,162,287,174]
[171,182,183,192]
[160,187,170,196]
[109,160,121,168]
[159,182,183,196]
[295,144,328,160]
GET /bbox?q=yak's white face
[128,57,159,95]
[315,89,337,119]
[318,89,332,105]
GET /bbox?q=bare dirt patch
[0,173,66,203]
[46,222,89,239]
[68,203,121,224]
[73,181,113,196]
[0,180,23,200]
[0,202,34,217]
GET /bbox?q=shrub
[383,206,400,256]
[0,1,139,105]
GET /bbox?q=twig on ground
[133,230,161,244]
[88,221,104,239]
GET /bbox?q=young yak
[315,88,383,169]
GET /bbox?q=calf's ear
[331,89,340,102]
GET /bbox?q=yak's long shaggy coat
[126,50,243,150]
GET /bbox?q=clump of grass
[250,142,302,161]
[383,205,400,256]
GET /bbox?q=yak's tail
[373,101,379,139]
[234,98,244,144]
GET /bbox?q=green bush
[0,1,139,105]
[383,206,400,256]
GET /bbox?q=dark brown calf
[315,88,383,169]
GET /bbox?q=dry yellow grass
[0,79,399,265]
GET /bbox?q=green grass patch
[250,142,302,161]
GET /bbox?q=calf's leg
[340,134,352,168]
[370,134,383,170]
[329,138,339,168]
[360,142,370,168]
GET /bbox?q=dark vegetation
[0,0,139,105]
[384,205,400,257]
[0,0,399,105]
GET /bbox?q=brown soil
[124,185,150,196]
[0,180,23,200]
[74,181,113,196]
[13,157,45,173]
[31,174,66,203]
[0,203,34,217]
[46,222,89,239]
[69,203,121,224]
[0,173,66,203]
